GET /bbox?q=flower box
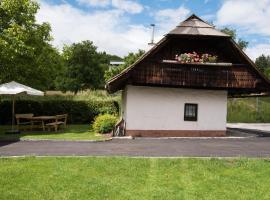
[175,52,218,64]
[162,59,232,66]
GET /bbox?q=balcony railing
[131,62,257,89]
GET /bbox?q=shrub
[93,114,118,134]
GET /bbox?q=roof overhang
[105,14,270,96]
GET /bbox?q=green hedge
[0,100,119,125]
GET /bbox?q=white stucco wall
[121,89,127,121]
[122,85,227,131]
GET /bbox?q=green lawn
[0,157,269,200]
[227,97,270,123]
[0,125,109,141]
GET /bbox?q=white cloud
[77,0,110,7]
[36,2,193,57]
[154,6,190,34]
[216,0,270,36]
[76,0,143,14]
[216,0,270,60]
[112,0,143,14]
[245,44,270,60]
[36,1,149,56]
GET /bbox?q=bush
[93,114,118,134]
[0,99,119,125]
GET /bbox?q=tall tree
[255,54,270,74]
[57,40,109,93]
[107,54,123,62]
[105,50,145,81]
[0,0,62,90]
[220,27,249,50]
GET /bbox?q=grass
[0,124,109,141]
[0,157,270,200]
[227,97,270,123]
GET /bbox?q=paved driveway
[227,123,270,132]
[1,137,270,157]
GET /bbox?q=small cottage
[106,14,270,137]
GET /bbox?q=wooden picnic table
[16,114,68,132]
[20,116,57,131]
[30,116,57,131]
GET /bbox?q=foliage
[56,41,111,93]
[220,27,249,50]
[104,49,145,81]
[93,114,118,134]
[1,157,270,199]
[0,98,119,125]
[227,97,270,123]
[255,54,270,75]
[69,90,121,102]
[237,38,249,51]
[0,0,62,90]
[106,54,123,62]
[0,124,108,141]
[0,0,122,91]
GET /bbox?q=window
[184,103,198,121]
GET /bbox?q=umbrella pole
[6,95,19,134]
[12,96,15,131]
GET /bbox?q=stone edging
[1,138,112,143]
[113,136,255,140]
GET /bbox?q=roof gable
[178,14,213,28]
[168,14,229,37]
[106,14,270,97]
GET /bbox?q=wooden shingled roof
[105,14,270,97]
[168,14,229,37]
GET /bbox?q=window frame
[184,103,198,121]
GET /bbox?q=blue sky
[37,0,270,59]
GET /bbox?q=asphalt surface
[1,137,270,157]
[227,123,270,133]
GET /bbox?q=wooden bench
[15,113,34,131]
[45,114,68,132]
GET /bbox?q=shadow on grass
[0,127,22,142]
[0,124,97,141]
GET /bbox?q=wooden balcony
[131,62,258,89]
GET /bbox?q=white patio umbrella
[0,81,44,133]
